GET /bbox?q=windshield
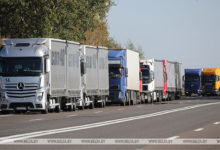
[202,75,216,82]
[185,74,200,82]
[109,67,122,78]
[0,57,43,76]
[142,69,152,84]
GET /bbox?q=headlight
[1,93,6,101]
[37,92,43,101]
[118,92,122,99]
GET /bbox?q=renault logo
[17,82,24,90]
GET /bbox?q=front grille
[1,104,7,109]
[109,85,119,90]
[5,83,38,98]
[5,83,38,90]
[204,85,214,90]
[143,85,148,91]
[9,102,34,109]
[36,104,42,108]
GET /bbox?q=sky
[107,0,220,70]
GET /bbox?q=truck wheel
[120,101,125,106]
[67,105,73,111]
[21,110,27,114]
[15,110,21,114]
[103,101,105,108]
[104,97,108,107]
[54,106,60,113]
[1,110,9,114]
[100,101,104,108]
[41,108,48,114]
[89,102,94,109]
[157,93,162,102]
[72,104,76,111]
[78,102,85,110]
[126,99,130,106]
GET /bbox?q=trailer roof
[202,68,220,76]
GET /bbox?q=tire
[120,101,125,106]
[126,93,130,106]
[54,106,60,113]
[102,101,105,108]
[15,110,21,114]
[130,100,134,106]
[89,102,94,109]
[67,105,73,111]
[100,101,104,108]
[104,98,107,107]
[78,102,84,110]
[41,109,48,114]
[72,104,76,111]
[21,110,27,114]
[157,93,162,102]
[1,110,9,114]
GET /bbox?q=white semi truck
[140,59,182,102]
[0,38,109,114]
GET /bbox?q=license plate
[16,107,26,110]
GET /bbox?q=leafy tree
[0,0,141,51]
[0,0,114,41]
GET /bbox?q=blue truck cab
[184,69,202,96]
[108,50,127,104]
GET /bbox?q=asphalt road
[0,96,220,150]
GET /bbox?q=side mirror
[139,72,142,80]
[46,59,51,73]
[81,61,86,75]
[125,68,128,77]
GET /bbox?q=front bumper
[185,90,201,95]
[202,89,218,95]
[109,90,125,103]
[0,92,46,111]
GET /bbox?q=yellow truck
[201,68,220,96]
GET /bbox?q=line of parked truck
[184,68,220,96]
[0,38,182,114]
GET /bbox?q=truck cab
[0,39,50,113]
[140,59,154,95]
[201,68,220,96]
[108,50,127,104]
[184,69,202,96]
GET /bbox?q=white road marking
[117,108,124,111]
[213,122,220,125]
[167,136,179,140]
[94,111,102,114]
[29,119,44,122]
[0,115,12,117]
[1,101,220,144]
[194,128,204,132]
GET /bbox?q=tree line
[0,0,144,57]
